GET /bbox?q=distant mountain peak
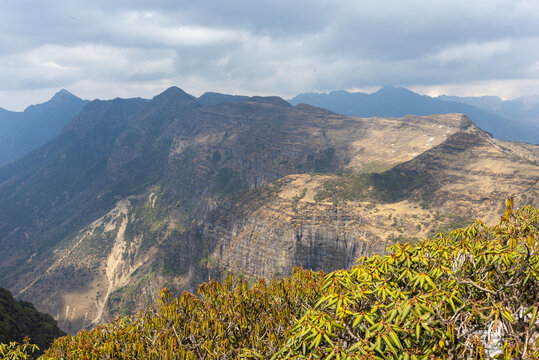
[151,86,200,108]
[329,90,352,96]
[153,86,191,100]
[55,88,73,96]
[50,89,80,102]
[373,86,417,97]
[25,89,85,112]
[289,86,538,144]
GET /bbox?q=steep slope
[0,87,201,332]
[0,286,65,352]
[0,87,536,335]
[0,90,88,167]
[289,86,539,144]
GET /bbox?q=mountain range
[437,93,539,126]
[0,90,88,167]
[0,86,537,335]
[289,86,539,144]
[0,86,536,173]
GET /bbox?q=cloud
[0,0,538,110]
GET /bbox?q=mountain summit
[0,90,88,167]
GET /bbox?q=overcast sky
[1,0,538,110]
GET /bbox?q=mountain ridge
[437,93,539,127]
[0,90,88,167]
[289,86,539,144]
[0,87,536,334]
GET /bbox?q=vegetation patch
[371,168,440,203]
[428,213,474,237]
[105,272,158,317]
[314,173,372,203]
[313,168,440,205]
[359,161,393,174]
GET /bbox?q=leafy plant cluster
[0,338,39,360]
[2,201,538,359]
[39,269,324,359]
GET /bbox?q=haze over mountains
[0,86,536,335]
[0,90,88,167]
[289,86,539,144]
[437,93,539,126]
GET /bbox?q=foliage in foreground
[0,338,39,360]
[2,202,538,359]
[0,286,65,358]
[41,269,325,359]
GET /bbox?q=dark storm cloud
[0,0,538,110]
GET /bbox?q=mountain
[0,286,65,352]
[0,90,88,167]
[0,87,536,335]
[198,92,249,106]
[437,93,539,127]
[289,86,539,144]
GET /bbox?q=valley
[0,87,537,334]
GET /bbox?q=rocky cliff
[0,87,536,334]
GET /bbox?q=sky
[1,0,539,111]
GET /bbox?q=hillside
[0,87,536,335]
[0,90,88,167]
[0,286,65,354]
[289,86,539,144]
[6,203,532,359]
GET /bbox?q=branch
[501,244,530,291]
[453,277,497,295]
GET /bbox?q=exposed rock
[0,87,536,334]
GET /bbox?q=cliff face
[0,87,536,334]
[204,194,386,278]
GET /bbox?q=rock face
[204,193,387,279]
[0,87,537,334]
